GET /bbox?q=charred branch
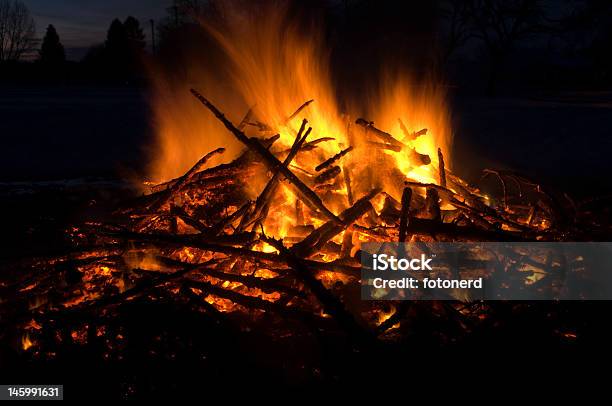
[286,99,315,123]
[292,188,382,257]
[315,146,353,172]
[399,186,413,242]
[438,147,447,188]
[314,166,341,185]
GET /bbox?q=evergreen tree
[105,18,129,61]
[124,16,145,51]
[101,17,147,81]
[39,24,65,64]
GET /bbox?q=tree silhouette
[105,18,129,63]
[437,0,471,67]
[124,16,146,73]
[466,0,546,96]
[0,0,36,62]
[560,1,612,85]
[39,24,65,65]
[95,17,147,81]
[124,16,145,51]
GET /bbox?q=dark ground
[0,86,153,182]
[452,91,612,197]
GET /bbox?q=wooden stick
[263,237,375,348]
[183,279,324,326]
[295,199,304,226]
[190,89,342,225]
[357,119,431,165]
[314,166,341,185]
[299,137,335,152]
[238,106,255,130]
[398,118,411,140]
[154,257,304,298]
[171,205,209,233]
[246,120,311,228]
[148,147,225,212]
[366,141,402,152]
[398,186,413,242]
[398,119,428,142]
[209,200,253,236]
[438,148,447,188]
[340,166,355,258]
[356,118,404,148]
[102,229,362,276]
[315,146,353,172]
[425,187,441,222]
[343,166,354,206]
[292,188,382,257]
[286,99,314,123]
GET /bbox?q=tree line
[2,0,612,94]
[151,0,612,96]
[0,0,147,83]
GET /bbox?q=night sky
[24,0,169,59]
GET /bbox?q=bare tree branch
[0,0,36,62]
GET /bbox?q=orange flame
[21,333,34,351]
[146,1,453,247]
[148,3,451,190]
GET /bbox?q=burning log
[157,275,327,329]
[356,118,431,166]
[424,188,442,222]
[380,196,401,224]
[406,148,432,166]
[343,166,354,206]
[264,237,375,348]
[398,186,413,242]
[284,137,336,154]
[246,119,311,229]
[356,118,403,148]
[302,137,334,150]
[340,166,356,258]
[398,118,428,142]
[148,147,225,212]
[438,148,447,188]
[286,99,314,123]
[170,205,208,233]
[190,89,343,226]
[238,106,255,130]
[366,141,402,152]
[402,180,525,230]
[398,118,411,140]
[315,146,353,172]
[314,166,341,185]
[289,225,315,237]
[292,188,382,257]
[340,228,354,258]
[210,200,253,235]
[154,257,304,298]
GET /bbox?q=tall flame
[148,1,452,204]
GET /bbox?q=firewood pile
[3,90,609,378]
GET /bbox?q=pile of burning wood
[4,89,603,360]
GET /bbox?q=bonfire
[4,3,604,381]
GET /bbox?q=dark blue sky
[24,0,169,59]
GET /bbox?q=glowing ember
[21,333,34,351]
